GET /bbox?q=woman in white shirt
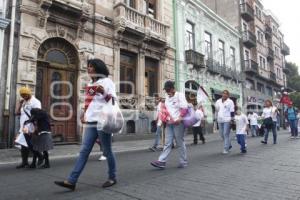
[55,59,117,190]
[192,105,205,144]
[151,81,188,169]
[261,100,277,144]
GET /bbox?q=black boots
[29,151,44,169]
[16,147,29,169]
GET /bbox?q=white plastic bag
[97,98,124,133]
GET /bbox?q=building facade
[174,0,243,133]
[2,0,175,147]
[200,0,290,114]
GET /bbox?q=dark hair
[164,80,175,90]
[87,59,109,78]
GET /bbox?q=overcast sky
[262,0,300,69]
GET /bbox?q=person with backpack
[150,80,189,169]
[54,59,117,190]
[15,87,41,169]
[285,102,299,139]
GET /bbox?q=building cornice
[0,17,10,29]
[185,0,241,38]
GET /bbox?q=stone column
[137,49,145,110]
[158,57,165,95]
[113,42,120,93]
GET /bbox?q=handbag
[263,117,273,129]
[181,106,198,128]
[97,98,124,133]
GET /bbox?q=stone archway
[36,37,79,142]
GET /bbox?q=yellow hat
[19,87,32,95]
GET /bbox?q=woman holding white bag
[55,59,118,190]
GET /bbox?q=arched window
[46,50,68,64]
[185,81,199,105]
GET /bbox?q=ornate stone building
[174,0,243,133]
[2,0,175,146]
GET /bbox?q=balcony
[240,3,254,22]
[270,72,276,82]
[244,60,259,75]
[281,43,290,55]
[185,50,205,70]
[40,0,89,21]
[206,59,240,81]
[242,31,257,48]
[114,3,168,46]
[267,48,274,61]
[265,25,272,39]
[283,67,290,74]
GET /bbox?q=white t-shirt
[165,92,188,122]
[85,78,117,122]
[19,96,41,133]
[215,98,235,123]
[235,113,249,135]
[262,106,277,121]
[193,109,204,127]
[248,113,258,126]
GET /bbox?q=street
[1,132,300,200]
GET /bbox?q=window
[255,6,262,20]
[185,81,199,105]
[204,32,212,58]
[230,47,236,69]
[275,46,279,57]
[120,52,137,94]
[257,82,265,93]
[259,56,266,69]
[245,79,255,90]
[46,50,68,64]
[257,30,264,44]
[145,0,156,18]
[266,87,272,96]
[242,23,248,32]
[218,40,225,66]
[244,50,250,61]
[125,0,135,8]
[185,21,195,50]
[145,58,159,96]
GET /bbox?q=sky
[262,0,300,69]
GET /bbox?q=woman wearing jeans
[151,81,188,169]
[261,100,278,144]
[54,59,117,190]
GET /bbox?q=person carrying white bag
[55,59,122,191]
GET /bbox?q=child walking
[234,107,248,153]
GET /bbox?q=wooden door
[36,65,77,142]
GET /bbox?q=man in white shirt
[248,112,258,137]
[215,90,235,154]
[192,105,205,144]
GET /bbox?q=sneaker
[289,136,295,139]
[177,162,188,168]
[222,150,229,154]
[241,150,247,153]
[261,141,267,144]
[148,147,157,152]
[229,145,233,150]
[98,155,107,161]
[296,136,300,139]
[150,161,166,169]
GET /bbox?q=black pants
[192,126,205,144]
[20,134,33,165]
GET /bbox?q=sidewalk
[0,130,289,165]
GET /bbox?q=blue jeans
[68,124,116,184]
[153,126,162,148]
[264,122,277,144]
[250,125,257,137]
[158,123,187,164]
[236,134,246,151]
[288,119,298,137]
[218,122,231,151]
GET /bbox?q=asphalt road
[1,133,300,200]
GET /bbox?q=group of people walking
[14,58,298,191]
